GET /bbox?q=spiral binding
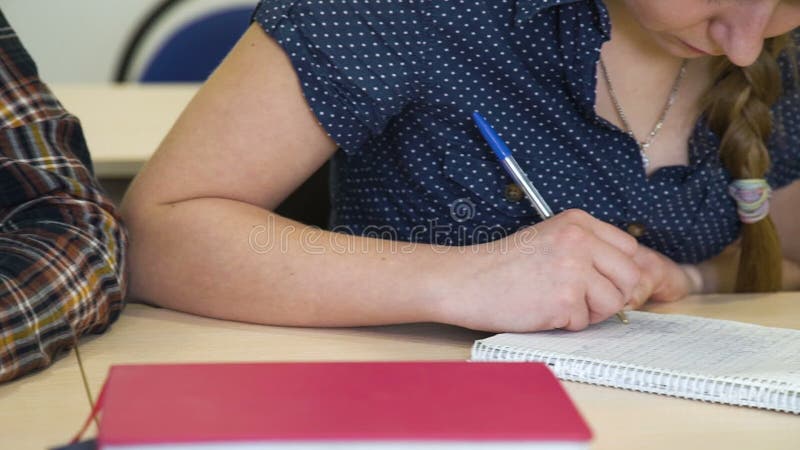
[471,341,800,414]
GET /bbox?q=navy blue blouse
[252,0,800,264]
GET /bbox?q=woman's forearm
[695,242,800,293]
[124,200,645,332]
[124,197,448,327]
[780,259,800,291]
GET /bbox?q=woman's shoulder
[249,0,439,155]
[777,29,800,91]
[767,29,800,190]
[252,0,429,27]
[251,0,434,60]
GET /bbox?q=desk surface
[0,350,93,449]
[51,84,198,178]
[2,293,799,449]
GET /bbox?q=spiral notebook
[471,311,800,414]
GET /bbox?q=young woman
[121,0,800,332]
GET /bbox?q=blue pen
[471,111,629,324]
[471,111,553,221]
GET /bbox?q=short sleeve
[251,0,428,155]
[766,32,800,190]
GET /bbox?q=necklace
[599,57,688,170]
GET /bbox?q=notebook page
[472,311,800,385]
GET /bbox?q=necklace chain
[599,57,688,169]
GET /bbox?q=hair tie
[728,179,772,224]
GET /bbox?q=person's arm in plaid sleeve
[0,11,127,382]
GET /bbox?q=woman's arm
[695,180,800,293]
[771,179,800,266]
[621,180,800,309]
[695,244,800,293]
[121,24,641,332]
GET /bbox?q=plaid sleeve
[0,11,127,382]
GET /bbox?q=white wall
[2,0,164,82]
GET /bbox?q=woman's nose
[708,3,775,67]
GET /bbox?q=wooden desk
[0,350,93,450]
[50,84,198,178]
[2,293,799,449]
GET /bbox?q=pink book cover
[97,361,592,446]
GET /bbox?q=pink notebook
[93,361,592,449]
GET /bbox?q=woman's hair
[703,34,797,292]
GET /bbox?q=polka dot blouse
[252,0,800,264]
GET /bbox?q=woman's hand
[435,209,642,333]
[627,244,702,309]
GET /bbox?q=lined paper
[471,312,800,413]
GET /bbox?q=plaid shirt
[0,11,126,382]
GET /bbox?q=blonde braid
[703,36,794,292]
